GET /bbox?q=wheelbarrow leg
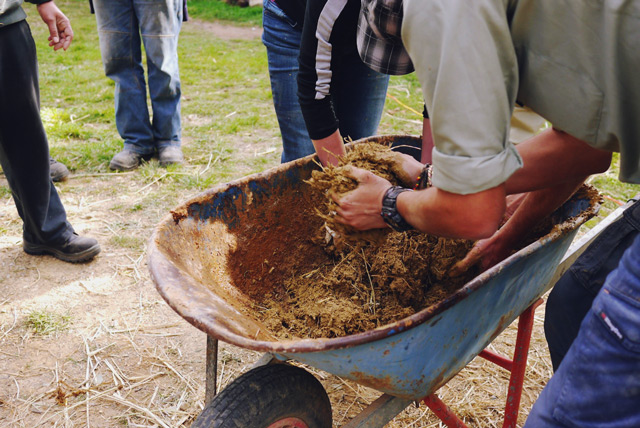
[343,394,412,428]
[420,299,543,428]
[423,394,467,428]
[205,336,218,404]
[478,298,543,428]
[204,340,278,406]
[501,299,543,428]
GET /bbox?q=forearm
[313,130,346,166]
[506,128,611,194]
[493,180,586,250]
[421,117,433,164]
[448,181,585,274]
[487,132,601,255]
[397,185,506,240]
[449,130,609,273]
[397,149,588,244]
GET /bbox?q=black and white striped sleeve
[297,0,351,140]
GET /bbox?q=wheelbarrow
[148,135,603,427]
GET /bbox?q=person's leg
[93,0,156,161]
[332,53,389,142]
[0,21,73,246]
[136,0,183,163]
[525,234,640,428]
[0,22,100,262]
[545,199,640,370]
[262,0,314,163]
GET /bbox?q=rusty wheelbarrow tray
[148,136,601,426]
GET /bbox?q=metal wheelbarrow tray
[148,136,599,409]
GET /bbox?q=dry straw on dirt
[249,142,478,339]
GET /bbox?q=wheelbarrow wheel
[192,363,332,428]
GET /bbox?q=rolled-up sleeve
[402,0,523,195]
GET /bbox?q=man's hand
[37,1,73,51]
[449,236,501,277]
[332,166,391,230]
[387,150,424,188]
[448,224,520,276]
[448,193,527,276]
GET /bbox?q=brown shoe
[158,146,184,166]
[109,150,145,171]
[50,158,70,182]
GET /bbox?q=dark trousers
[544,198,640,371]
[527,234,640,427]
[0,20,73,245]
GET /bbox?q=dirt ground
[1,21,559,428]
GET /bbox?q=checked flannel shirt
[356,0,413,76]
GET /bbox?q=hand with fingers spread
[333,166,394,231]
[37,1,73,51]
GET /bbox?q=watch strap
[381,186,414,232]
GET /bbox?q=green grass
[2,0,428,196]
[187,0,263,26]
[382,75,425,134]
[26,309,72,336]
[110,235,145,251]
[28,0,279,185]
[5,0,639,231]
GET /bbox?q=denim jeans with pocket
[525,233,640,428]
[262,0,389,163]
[545,199,640,370]
[93,0,182,155]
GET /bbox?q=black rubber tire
[192,363,332,428]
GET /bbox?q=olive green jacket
[0,0,51,28]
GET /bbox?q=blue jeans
[545,199,640,370]
[0,21,73,246]
[525,234,640,427]
[93,0,182,155]
[261,0,389,163]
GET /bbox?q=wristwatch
[381,186,414,232]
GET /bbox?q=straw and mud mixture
[247,142,479,340]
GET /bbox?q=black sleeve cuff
[27,0,53,5]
